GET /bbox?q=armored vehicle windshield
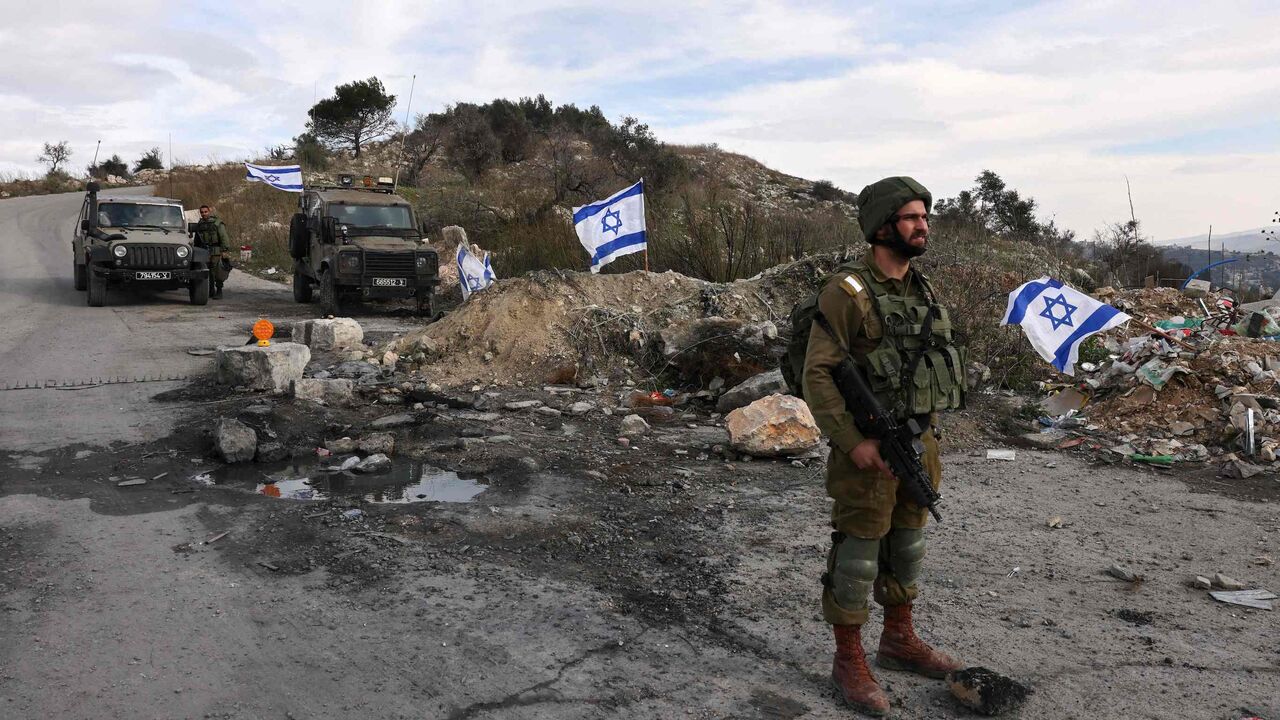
[328,204,414,230]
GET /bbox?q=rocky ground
[3,359,1278,718]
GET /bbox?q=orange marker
[252,318,274,347]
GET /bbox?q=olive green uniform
[193,215,231,293]
[802,249,964,626]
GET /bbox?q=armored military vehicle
[72,182,211,306]
[289,174,438,316]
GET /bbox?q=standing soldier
[802,177,967,717]
[193,204,231,299]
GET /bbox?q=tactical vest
[846,261,967,418]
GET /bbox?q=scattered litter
[1209,589,1276,610]
[1056,437,1087,450]
[1130,454,1174,465]
[116,478,146,487]
[1106,564,1143,583]
[202,531,229,545]
[1005,567,1020,578]
[341,509,364,521]
[1046,516,1065,529]
[986,449,1016,461]
[151,472,169,481]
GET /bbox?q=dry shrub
[167,165,298,273]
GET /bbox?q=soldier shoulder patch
[838,274,865,298]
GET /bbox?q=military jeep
[290,175,438,317]
[72,182,211,306]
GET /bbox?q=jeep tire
[87,267,106,307]
[293,267,313,303]
[73,260,87,291]
[318,268,339,317]
[415,292,433,318]
[189,274,209,306]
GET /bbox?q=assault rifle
[831,357,943,521]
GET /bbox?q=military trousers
[821,426,942,625]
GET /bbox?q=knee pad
[886,528,927,588]
[829,535,880,611]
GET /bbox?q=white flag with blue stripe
[456,244,496,301]
[244,163,303,193]
[1001,277,1130,376]
[573,179,646,273]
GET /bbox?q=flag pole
[392,74,416,192]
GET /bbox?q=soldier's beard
[883,228,928,259]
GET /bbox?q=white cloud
[1,0,1276,240]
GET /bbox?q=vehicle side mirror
[321,217,338,244]
[81,218,91,233]
[187,222,199,234]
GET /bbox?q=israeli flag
[573,179,646,273]
[457,244,496,301]
[244,163,303,193]
[1002,277,1130,376]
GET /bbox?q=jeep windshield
[98,202,184,229]
[328,204,413,230]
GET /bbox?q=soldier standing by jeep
[193,205,231,299]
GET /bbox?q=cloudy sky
[2,0,1277,240]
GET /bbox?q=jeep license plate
[372,277,407,287]
[135,271,171,280]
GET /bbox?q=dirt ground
[2,381,1278,720]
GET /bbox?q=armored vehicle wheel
[318,268,339,316]
[189,275,209,306]
[293,268,313,303]
[86,268,106,307]
[73,260,87,291]
[289,213,308,259]
[415,293,433,318]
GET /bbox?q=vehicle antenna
[392,74,416,192]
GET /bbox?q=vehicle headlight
[416,255,428,269]
[338,252,361,273]
[112,245,128,258]
[175,245,190,259]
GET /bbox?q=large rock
[215,418,257,463]
[216,343,310,393]
[726,394,821,457]
[290,318,363,351]
[716,369,788,413]
[292,378,355,406]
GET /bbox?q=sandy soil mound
[389,254,850,387]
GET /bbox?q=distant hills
[1154,226,1277,254]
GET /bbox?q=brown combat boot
[876,603,962,679]
[832,624,890,717]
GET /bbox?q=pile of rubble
[1035,285,1280,476]
[385,253,850,388]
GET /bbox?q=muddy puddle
[198,457,488,504]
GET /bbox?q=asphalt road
[0,188,300,451]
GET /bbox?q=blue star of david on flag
[601,208,623,235]
[1039,293,1078,331]
[244,163,303,193]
